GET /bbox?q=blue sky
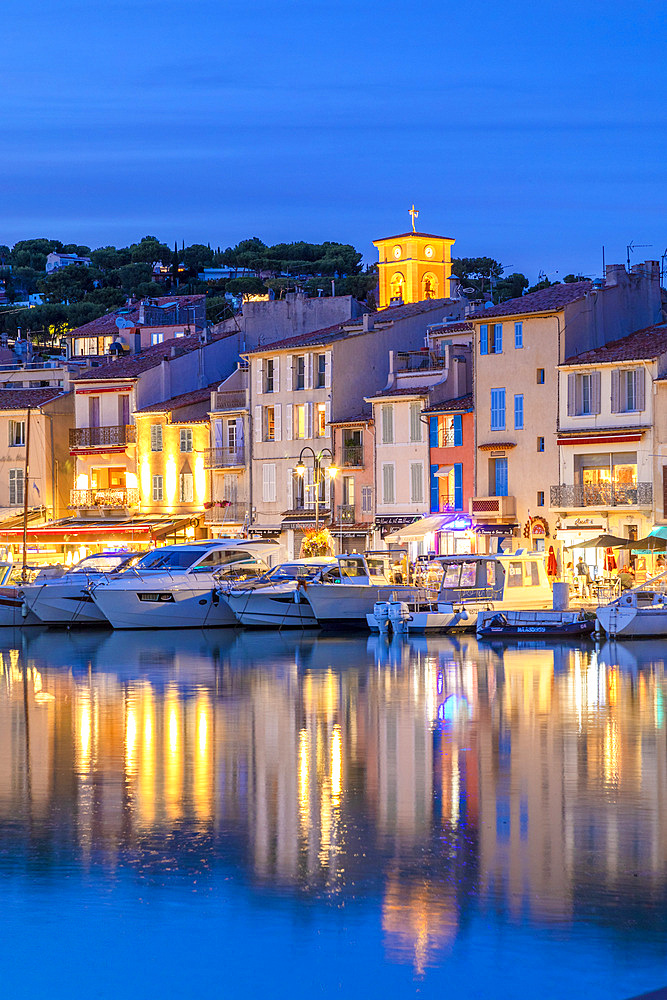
[2,0,666,279]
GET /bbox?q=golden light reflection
[193,695,212,823]
[165,689,182,821]
[298,728,310,835]
[604,719,620,786]
[331,725,342,803]
[382,873,457,976]
[125,701,137,776]
[138,690,155,826]
[78,694,92,772]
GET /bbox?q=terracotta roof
[564,323,667,365]
[135,383,219,415]
[422,393,473,414]
[373,232,454,242]
[245,298,455,354]
[369,384,434,400]
[0,388,65,409]
[429,321,473,334]
[329,412,373,427]
[472,281,593,320]
[478,441,517,451]
[71,332,233,382]
[65,294,205,340]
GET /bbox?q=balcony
[70,488,140,509]
[341,446,364,468]
[337,504,356,523]
[204,503,248,524]
[203,446,245,469]
[69,425,136,449]
[470,496,516,518]
[550,483,652,509]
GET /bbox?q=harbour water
[1,627,666,999]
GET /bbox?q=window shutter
[591,371,601,414]
[274,357,280,393]
[254,405,262,443]
[306,402,313,439]
[382,405,393,444]
[611,369,620,412]
[305,354,313,390]
[382,464,395,504]
[567,373,576,416]
[274,404,282,441]
[636,368,645,411]
[305,467,315,509]
[663,466,667,519]
[285,405,293,440]
[286,357,293,392]
[410,463,423,504]
[324,401,330,431]
[480,324,488,355]
[454,464,463,510]
[409,402,421,442]
[324,350,332,388]
[494,324,503,353]
[256,359,263,396]
[429,417,438,448]
[453,414,462,446]
[430,465,439,513]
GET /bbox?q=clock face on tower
[424,245,434,259]
[393,245,401,259]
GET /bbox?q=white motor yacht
[90,539,279,629]
[21,551,143,626]
[223,557,336,628]
[303,553,413,627]
[367,551,554,633]
[596,572,667,637]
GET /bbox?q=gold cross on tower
[409,204,419,232]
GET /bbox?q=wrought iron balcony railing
[550,483,652,508]
[203,446,245,469]
[204,502,248,524]
[69,425,136,449]
[337,504,356,523]
[70,488,140,508]
[341,446,364,467]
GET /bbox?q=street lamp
[295,447,338,530]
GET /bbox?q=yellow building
[134,386,213,528]
[373,209,455,309]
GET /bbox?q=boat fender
[212,590,220,606]
[21,601,28,618]
[459,609,469,621]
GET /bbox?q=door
[89,396,100,428]
[494,458,508,497]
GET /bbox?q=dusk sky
[3,0,666,280]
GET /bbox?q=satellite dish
[115,316,132,329]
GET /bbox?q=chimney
[161,357,171,400]
[448,274,462,300]
[605,264,626,287]
[362,313,375,332]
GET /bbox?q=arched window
[422,272,438,299]
[390,272,405,301]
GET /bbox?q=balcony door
[493,457,508,497]
[118,394,130,426]
[89,396,100,428]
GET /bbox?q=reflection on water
[1,628,667,997]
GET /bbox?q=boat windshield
[134,548,204,571]
[439,559,502,600]
[72,553,140,574]
[263,562,333,582]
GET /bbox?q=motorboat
[476,609,595,639]
[90,539,280,629]
[0,561,44,626]
[303,553,413,627]
[21,551,144,626]
[367,551,553,633]
[596,572,667,637]
[223,557,336,628]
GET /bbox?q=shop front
[384,513,475,560]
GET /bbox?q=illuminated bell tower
[373,206,455,309]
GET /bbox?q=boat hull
[0,587,41,626]
[91,583,237,629]
[226,589,318,628]
[306,584,414,626]
[596,604,667,637]
[23,584,109,626]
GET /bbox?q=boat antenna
[21,407,31,584]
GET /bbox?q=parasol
[546,545,558,577]
[604,547,617,572]
[564,533,627,550]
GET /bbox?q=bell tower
[373,207,455,310]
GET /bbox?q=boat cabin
[435,550,552,608]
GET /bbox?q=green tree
[495,272,529,302]
[181,243,214,273]
[90,245,132,270]
[129,235,171,266]
[11,238,64,270]
[563,273,590,283]
[38,264,95,304]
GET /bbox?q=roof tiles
[564,323,667,365]
[0,388,65,409]
[473,281,593,319]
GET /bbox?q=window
[316,354,326,388]
[262,463,276,502]
[536,368,545,384]
[9,468,24,505]
[265,358,275,393]
[295,355,305,390]
[612,368,645,413]
[316,402,327,437]
[294,404,306,439]
[151,332,164,345]
[409,402,422,443]
[480,323,503,355]
[227,420,237,452]
[480,324,488,355]
[361,486,374,514]
[514,322,523,349]
[381,404,394,444]
[382,463,395,504]
[294,470,305,509]
[490,388,506,431]
[567,371,601,416]
[150,424,163,452]
[152,475,163,502]
[492,323,503,354]
[537,436,545,452]
[342,475,355,507]
[537,491,545,506]
[514,394,524,430]
[179,473,194,503]
[265,406,275,442]
[410,462,423,503]
[180,428,193,452]
[435,414,462,447]
[8,420,25,447]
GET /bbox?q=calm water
[1,627,666,999]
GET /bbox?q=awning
[435,465,454,478]
[564,532,629,550]
[0,516,199,544]
[385,513,471,543]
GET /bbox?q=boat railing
[439,586,503,603]
[374,585,437,604]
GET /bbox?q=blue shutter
[514,322,523,348]
[430,464,440,513]
[514,394,523,430]
[453,464,463,510]
[453,414,462,447]
[494,324,503,354]
[495,458,508,497]
[480,324,488,355]
[429,416,438,448]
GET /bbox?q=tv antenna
[626,241,652,270]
